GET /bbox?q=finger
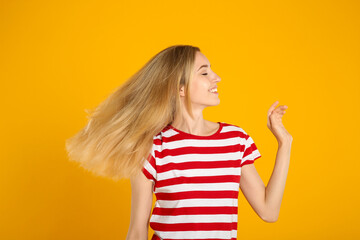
[273,106,283,114]
[279,109,286,114]
[279,111,286,117]
[271,110,286,118]
[274,105,288,113]
[269,101,279,111]
[268,100,279,116]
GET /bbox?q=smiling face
[180,51,221,108]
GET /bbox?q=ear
[179,85,185,97]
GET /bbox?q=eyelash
[202,73,208,75]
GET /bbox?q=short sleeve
[141,142,157,187]
[240,130,261,167]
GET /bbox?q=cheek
[189,81,209,101]
[192,78,207,93]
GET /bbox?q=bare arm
[240,101,292,222]
[240,140,292,222]
[126,171,154,240]
[264,141,291,221]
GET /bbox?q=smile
[209,88,218,94]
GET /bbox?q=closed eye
[202,73,208,75]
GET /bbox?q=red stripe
[147,153,157,170]
[152,206,238,215]
[151,233,161,240]
[161,144,240,157]
[157,159,241,173]
[239,142,246,152]
[240,159,254,167]
[156,175,240,188]
[155,190,239,200]
[142,167,155,182]
[150,222,237,231]
[163,128,239,142]
[166,239,237,240]
[240,155,261,167]
[238,131,249,139]
[242,143,257,158]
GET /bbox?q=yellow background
[1,0,359,239]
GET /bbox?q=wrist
[277,138,292,147]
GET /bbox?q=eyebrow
[197,64,211,71]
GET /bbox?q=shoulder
[220,121,242,132]
[152,124,177,144]
[220,122,250,140]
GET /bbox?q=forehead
[194,51,210,67]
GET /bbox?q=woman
[65,45,293,240]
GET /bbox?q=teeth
[209,88,217,93]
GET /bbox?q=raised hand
[267,101,293,144]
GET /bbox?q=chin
[209,100,220,106]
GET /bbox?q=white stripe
[164,136,240,149]
[241,149,261,163]
[237,127,248,136]
[156,182,239,193]
[153,143,162,153]
[155,198,238,208]
[151,214,238,224]
[157,167,240,180]
[162,128,180,138]
[155,230,238,239]
[222,125,241,133]
[144,160,156,180]
[157,151,240,166]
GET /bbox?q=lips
[208,85,218,91]
[208,85,218,94]
[209,87,218,94]
[209,88,217,93]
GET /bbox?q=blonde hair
[65,45,200,181]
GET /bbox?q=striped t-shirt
[142,121,261,240]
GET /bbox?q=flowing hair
[65,45,200,181]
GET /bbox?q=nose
[214,73,221,83]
